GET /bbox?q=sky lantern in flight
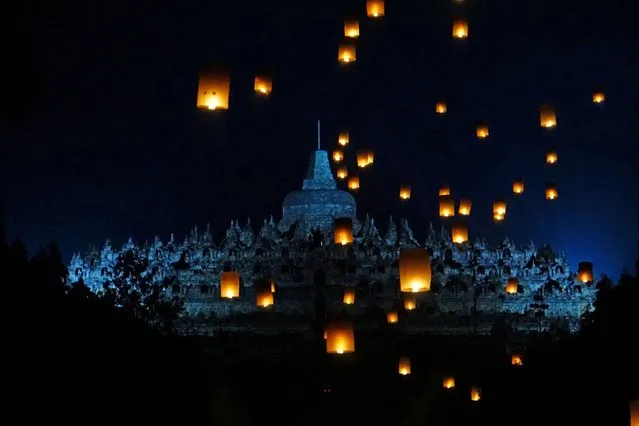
[471,387,481,402]
[338,132,349,146]
[439,186,451,196]
[398,357,411,376]
[344,20,360,38]
[367,0,385,18]
[404,295,416,311]
[506,278,518,294]
[545,184,558,200]
[439,197,455,218]
[513,179,525,195]
[197,68,230,110]
[493,200,506,222]
[386,311,398,324]
[253,75,272,95]
[357,150,374,168]
[452,19,469,39]
[451,224,469,244]
[256,288,274,308]
[325,321,355,354]
[592,91,605,103]
[220,271,240,299]
[629,399,639,425]
[458,199,472,216]
[399,248,432,293]
[546,151,558,165]
[511,354,524,366]
[336,167,348,180]
[476,122,489,138]
[343,288,356,305]
[539,105,557,128]
[334,217,354,246]
[338,43,357,64]
[435,101,447,114]
[443,377,455,389]
[577,262,594,283]
[399,185,411,200]
[333,150,344,163]
[348,176,360,190]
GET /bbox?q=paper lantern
[357,151,370,168]
[545,184,558,200]
[333,150,344,163]
[253,75,272,95]
[398,357,411,375]
[513,179,525,195]
[439,197,455,218]
[435,101,447,114]
[386,311,398,324]
[336,167,348,180]
[439,186,451,197]
[539,105,557,128]
[270,282,276,293]
[399,248,431,293]
[404,296,416,311]
[505,277,518,294]
[476,123,489,138]
[452,224,468,244]
[443,377,455,389]
[220,271,240,299]
[325,321,355,354]
[577,261,594,283]
[197,68,230,110]
[493,200,507,216]
[546,151,558,165]
[366,151,375,165]
[338,132,349,146]
[458,199,472,216]
[367,0,385,18]
[471,387,481,402]
[338,43,356,64]
[256,288,274,307]
[334,217,354,246]
[452,19,468,39]
[511,354,523,366]
[344,20,360,38]
[630,399,639,426]
[592,91,605,103]
[343,288,355,305]
[348,176,360,190]
[399,185,411,200]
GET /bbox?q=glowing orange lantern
[270,282,276,293]
[435,101,447,114]
[592,91,605,103]
[399,185,411,200]
[253,75,272,95]
[546,151,558,165]
[476,123,489,138]
[398,357,411,375]
[343,288,355,305]
[333,150,344,163]
[545,184,558,200]
[439,197,455,218]
[577,261,594,283]
[256,288,274,307]
[458,199,472,216]
[399,248,431,293]
[493,200,507,216]
[336,167,348,180]
[348,176,360,190]
[505,278,518,294]
[344,20,360,38]
[325,321,355,354]
[513,179,525,195]
[404,296,416,311]
[338,132,349,146]
[220,271,240,299]
[387,311,398,324]
[338,43,356,64]
[197,68,230,110]
[452,224,469,244]
[471,387,481,402]
[367,0,385,18]
[511,354,523,366]
[439,186,451,197]
[443,377,455,389]
[453,19,468,39]
[334,217,354,246]
[630,399,639,426]
[539,105,557,128]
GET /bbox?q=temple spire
[317,119,321,150]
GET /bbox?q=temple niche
[67,150,596,334]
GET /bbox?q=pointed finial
[317,119,321,150]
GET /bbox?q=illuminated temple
[68,149,597,334]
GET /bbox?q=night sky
[1,0,637,279]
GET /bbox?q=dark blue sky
[1,0,637,279]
